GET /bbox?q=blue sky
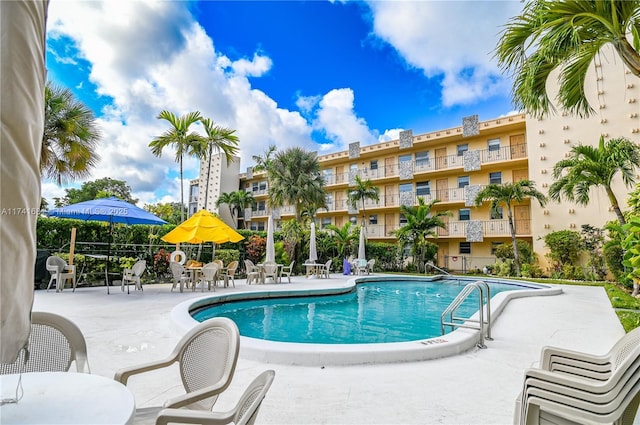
[44,0,523,207]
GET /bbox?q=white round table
[0,371,135,424]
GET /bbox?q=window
[399,154,412,167]
[370,160,378,170]
[490,206,504,220]
[488,138,501,151]
[257,201,266,211]
[321,217,332,228]
[250,223,258,231]
[415,151,430,167]
[257,221,265,231]
[489,172,502,185]
[416,181,431,196]
[491,242,503,255]
[399,214,407,225]
[458,176,470,188]
[325,194,333,205]
[252,182,258,192]
[459,208,471,221]
[459,242,471,254]
[369,215,378,225]
[399,183,413,194]
[457,144,468,156]
[259,181,267,191]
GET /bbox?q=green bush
[604,243,625,280]
[494,240,534,264]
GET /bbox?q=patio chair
[121,259,146,293]
[262,262,279,284]
[279,261,295,283]
[244,260,260,285]
[115,318,240,423]
[46,255,76,292]
[199,262,220,292]
[155,370,275,425]
[321,259,332,279]
[220,260,238,287]
[354,259,367,275]
[514,329,640,424]
[170,261,191,293]
[1,311,90,374]
[366,259,376,275]
[213,259,224,270]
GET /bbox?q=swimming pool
[173,275,561,365]
[191,279,531,344]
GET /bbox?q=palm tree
[347,175,380,227]
[251,144,277,174]
[234,190,255,229]
[475,180,547,276]
[149,110,205,222]
[42,81,101,185]
[216,192,237,225]
[325,222,358,259]
[199,118,239,208]
[392,198,450,273]
[549,136,640,225]
[495,0,640,118]
[268,147,327,221]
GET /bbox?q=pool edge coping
[171,275,562,366]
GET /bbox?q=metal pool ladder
[440,280,493,349]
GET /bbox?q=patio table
[0,371,135,424]
[304,262,322,278]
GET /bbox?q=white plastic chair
[122,259,146,293]
[199,262,219,292]
[46,256,76,292]
[244,260,260,285]
[366,259,376,275]
[115,318,240,422]
[515,328,640,424]
[170,261,191,293]
[155,370,275,425]
[1,311,90,374]
[262,262,279,284]
[321,259,332,279]
[279,261,295,283]
[220,260,238,287]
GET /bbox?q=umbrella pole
[106,222,112,294]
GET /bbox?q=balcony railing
[322,143,527,186]
[437,219,531,237]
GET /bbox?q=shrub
[494,240,534,264]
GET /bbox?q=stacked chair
[515,327,640,424]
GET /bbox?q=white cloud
[365,0,522,106]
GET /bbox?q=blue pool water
[191,279,534,344]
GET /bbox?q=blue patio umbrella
[48,197,167,293]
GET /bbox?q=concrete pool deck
[33,274,628,424]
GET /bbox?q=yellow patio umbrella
[161,210,244,244]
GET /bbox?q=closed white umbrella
[1,0,48,363]
[265,214,275,263]
[358,225,366,260]
[309,221,318,263]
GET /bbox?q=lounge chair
[1,311,90,374]
[121,259,146,293]
[115,318,240,423]
[155,370,275,425]
[46,256,76,292]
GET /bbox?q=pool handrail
[441,280,492,349]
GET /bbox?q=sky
[44,0,524,208]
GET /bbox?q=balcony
[322,143,527,187]
[436,219,531,238]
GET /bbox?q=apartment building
[189,153,241,225]
[196,45,639,272]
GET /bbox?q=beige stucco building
[195,45,639,273]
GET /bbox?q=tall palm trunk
[506,205,521,276]
[179,154,184,223]
[606,186,626,225]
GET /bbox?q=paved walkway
[33,274,627,424]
